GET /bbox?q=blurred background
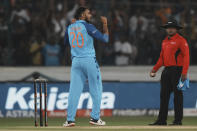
[0,0,197,66]
[0,0,197,120]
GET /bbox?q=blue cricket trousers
[67,57,102,121]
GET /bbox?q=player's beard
[85,17,90,23]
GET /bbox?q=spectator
[66,4,79,24]
[10,6,31,22]
[114,36,133,66]
[129,10,149,37]
[129,14,138,37]
[1,46,15,66]
[29,36,45,66]
[0,0,196,66]
[42,36,61,66]
[14,40,30,66]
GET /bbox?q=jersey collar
[165,33,179,40]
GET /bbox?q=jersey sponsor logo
[92,30,97,34]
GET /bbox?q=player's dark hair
[74,7,88,20]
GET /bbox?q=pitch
[0,116,197,131]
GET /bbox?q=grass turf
[0,116,197,131]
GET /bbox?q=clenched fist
[100,16,107,25]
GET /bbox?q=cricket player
[149,18,189,125]
[63,7,109,127]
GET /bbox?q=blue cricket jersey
[65,20,109,58]
[42,44,61,66]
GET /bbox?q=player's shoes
[63,121,75,127]
[169,121,182,126]
[89,118,106,126]
[149,121,167,126]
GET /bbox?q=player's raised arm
[100,16,109,35]
[83,18,109,43]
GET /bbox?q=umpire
[149,18,190,125]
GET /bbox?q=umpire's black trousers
[158,66,183,122]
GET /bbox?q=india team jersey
[65,20,109,58]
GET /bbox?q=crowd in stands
[0,0,197,66]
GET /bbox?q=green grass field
[0,116,197,131]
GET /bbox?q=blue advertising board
[0,82,196,117]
